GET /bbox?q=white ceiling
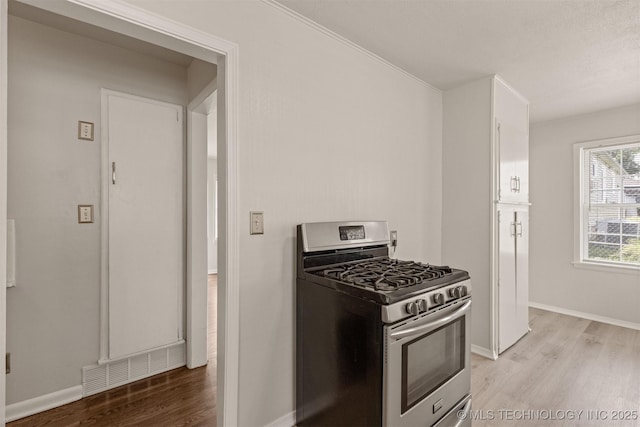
[9,0,195,67]
[276,0,640,123]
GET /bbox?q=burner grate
[316,258,452,291]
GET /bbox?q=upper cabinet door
[494,78,529,203]
[497,121,529,203]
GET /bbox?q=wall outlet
[250,211,264,235]
[390,230,398,247]
[78,205,94,223]
[78,121,94,141]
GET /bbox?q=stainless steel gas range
[296,221,472,427]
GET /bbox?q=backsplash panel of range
[296,221,471,427]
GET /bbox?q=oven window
[401,317,465,413]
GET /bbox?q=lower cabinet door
[515,209,530,338]
[498,207,529,354]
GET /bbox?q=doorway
[207,111,218,365]
[189,84,218,368]
[0,0,239,424]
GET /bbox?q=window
[576,135,640,268]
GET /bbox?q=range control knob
[416,299,427,312]
[432,293,444,305]
[449,286,464,299]
[449,285,469,299]
[405,302,420,316]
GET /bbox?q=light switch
[78,205,94,223]
[250,211,264,235]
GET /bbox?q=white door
[514,209,530,337]
[105,91,183,360]
[498,208,518,353]
[498,208,529,353]
[497,121,529,203]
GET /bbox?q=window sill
[572,261,640,275]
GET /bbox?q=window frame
[574,134,640,271]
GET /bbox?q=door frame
[187,79,219,369]
[0,0,8,422]
[3,1,240,425]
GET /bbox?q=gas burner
[316,258,453,292]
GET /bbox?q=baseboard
[265,410,295,427]
[86,341,186,396]
[529,301,640,331]
[471,344,497,360]
[6,385,83,422]
[208,269,217,274]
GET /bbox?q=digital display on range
[339,225,366,241]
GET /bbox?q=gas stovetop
[306,256,469,305]
[297,221,470,309]
[313,258,453,291]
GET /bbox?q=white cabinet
[494,74,529,204]
[497,122,529,203]
[498,207,529,353]
[442,75,529,358]
[494,77,530,354]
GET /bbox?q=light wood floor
[8,275,218,427]
[472,307,640,426]
[8,300,640,426]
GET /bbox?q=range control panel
[381,279,471,324]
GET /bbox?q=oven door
[383,298,471,427]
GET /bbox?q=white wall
[207,99,218,274]
[124,1,443,425]
[442,77,493,351]
[207,157,218,273]
[530,103,640,325]
[6,15,188,404]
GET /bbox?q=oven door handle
[390,300,471,340]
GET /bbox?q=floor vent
[82,341,185,397]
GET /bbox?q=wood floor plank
[472,307,640,427]
[7,276,218,427]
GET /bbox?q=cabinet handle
[510,222,516,237]
[516,176,521,193]
[517,221,523,237]
[112,162,116,185]
[511,176,518,192]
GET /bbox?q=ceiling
[276,0,640,123]
[9,0,195,67]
